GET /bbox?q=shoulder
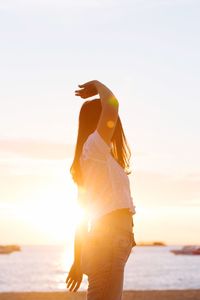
[81,130,111,162]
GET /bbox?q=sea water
[0,245,200,292]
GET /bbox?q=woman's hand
[66,261,83,292]
[75,80,102,99]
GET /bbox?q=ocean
[0,245,200,292]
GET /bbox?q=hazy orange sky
[0,0,199,245]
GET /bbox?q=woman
[66,80,136,300]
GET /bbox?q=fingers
[78,83,89,89]
[66,273,70,284]
[75,89,84,95]
[75,89,88,99]
[75,80,99,99]
[78,80,95,88]
[66,278,81,292]
[73,280,81,292]
[69,280,77,292]
[66,277,73,289]
[65,271,77,292]
[65,270,72,284]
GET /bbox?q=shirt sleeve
[81,130,111,162]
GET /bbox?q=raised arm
[75,80,119,146]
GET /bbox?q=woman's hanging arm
[66,212,88,292]
[73,216,88,266]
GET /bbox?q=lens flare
[108,96,118,108]
[107,120,115,128]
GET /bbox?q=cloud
[0,173,53,198]
[0,138,74,160]
[184,172,200,181]
[0,139,75,178]
[1,165,199,208]
[130,170,200,207]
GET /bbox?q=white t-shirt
[78,130,136,225]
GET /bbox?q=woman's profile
[66,80,136,300]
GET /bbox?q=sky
[0,0,200,245]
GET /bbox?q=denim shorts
[81,224,136,300]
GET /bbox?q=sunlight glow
[15,179,84,243]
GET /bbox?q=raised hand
[75,80,100,99]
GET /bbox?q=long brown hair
[70,99,131,186]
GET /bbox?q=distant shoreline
[0,290,200,300]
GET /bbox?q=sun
[19,178,85,244]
